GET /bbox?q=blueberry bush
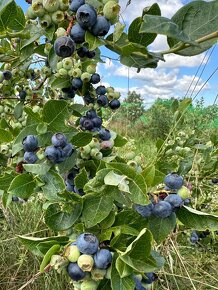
[1,0,218,289]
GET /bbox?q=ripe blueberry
[24,151,38,164]
[96,85,106,95]
[152,201,172,218]
[90,73,100,84]
[76,4,97,29]
[51,133,68,148]
[70,23,86,44]
[67,262,86,281]
[54,36,75,58]
[94,249,112,269]
[109,99,120,109]
[98,128,111,141]
[164,173,183,190]
[76,233,99,255]
[91,16,110,36]
[69,0,85,12]
[97,95,108,107]
[22,135,38,152]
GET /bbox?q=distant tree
[122,91,145,122]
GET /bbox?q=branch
[33,76,47,91]
[161,30,218,55]
[17,264,51,290]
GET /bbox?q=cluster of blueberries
[65,233,112,289]
[70,1,112,43]
[79,108,112,141]
[22,135,39,164]
[22,133,74,165]
[44,133,74,164]
[134,173,187,219]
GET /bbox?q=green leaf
[111,254,135,290]
[50,76,71,89]
[8,174,36,199]
[71,132,93,147]
[104,171,130,193]
[113,134,128,147]
[44,202,83,231]
[141,165,155,187]
[168,1,218,56]
[0,129,13,143]
[17,235,68,257]
[74,168,89,189]
[0,1,16,32]
[148,213,176,244]
[21,24,43,49]
[85,31,105,50]
[107,163,148,205]
[42,100,70,132]
[40,244,60,272]
[82,191,114,228]
[40,171,65,201]
[177,206,218,231]
[115,258,133,278]
[140,14,194,44]
[128,4,161,47]
[120,52,159,69]
[0,173,16,191]
[119,228,157,272]
[7,5,25,31]
[113,22,125,43]
[14,102,23,119]
[0,0,13,12]
[23,164,51,175]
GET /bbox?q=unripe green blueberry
[50,254,69,270]
[113,92,121,99]
[107,92,115,101]
[0,144,9,154]
[62,57,73,70]
[4,63,11,70]
[175,146,182,153]
[22,120,27,127]
[59,68,68,76]
[74,62,82,70]
[4,106,12,114]
[81,72,91,83]
[1,112,6,118]
[90,148,99,158]
[95,152,103,160]
[184,147,191,153]
[124,151,135,160]
[44,42,52,54]
[32,0,45,17]
[56,61,63,70]
[91,268,106,281]
[43,0,59,13]
[103,0,118,3]
[39,14,52,28]
[86,64,96,74]
[106,86,114,93]
[55,27,66,38]
[71,68,82,78]
[127,160,138,169]
[81,280,98,290]
[80,145,91,155]
[52,10,65,24]
[89,138,100,149]
[26,5,37,19]
[42,66,52,76]
[165,148,173,155]
[103,1,120,22]
[177,186,191,199]
[59,0,69,11]
[77,254,94,272]
[65,245,81,262]
[80,152,90,160]
[0,105,3,113]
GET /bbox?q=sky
[18,0,218,107]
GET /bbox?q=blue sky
[18,0,218,107]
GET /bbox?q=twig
[17,264,51,290]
